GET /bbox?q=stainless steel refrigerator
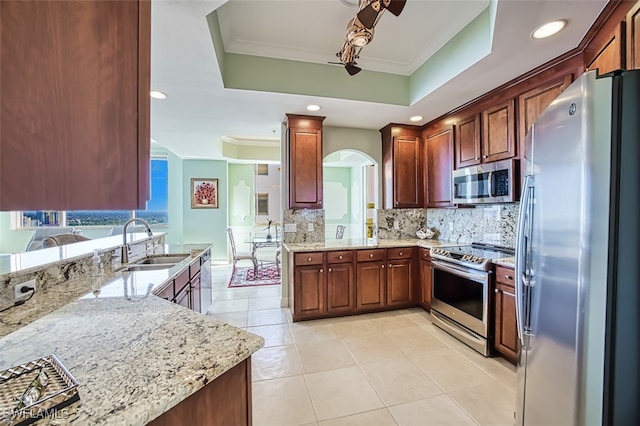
[516,69,640,425]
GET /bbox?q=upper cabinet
[285,114,325,210]
[454,114,481,168]
[423,122,454,208]
[627,2,640,70]
[482,99,516,163]
[381,125,423,209]
[0,0,151,211]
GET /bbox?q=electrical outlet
[393,220,399,230]
[284,223,297,233]
[14,279,36,301]
[307,223,314,232]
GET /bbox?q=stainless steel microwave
[452,159,518,204]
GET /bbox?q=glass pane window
[66,210,131,226]
[21,211,62,227]
[256,193,269,215]
[135,158,169,225]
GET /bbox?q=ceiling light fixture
[150,90,167,99]
[531,20,567,39]
[307,104,321,111]
[409,115,423,122]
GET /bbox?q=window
[14,158,169,228]
[256,164,269,175]
[256,193,269,215]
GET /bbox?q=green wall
[228,163,255,226]
[181,159,229,261]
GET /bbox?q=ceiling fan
[333,0,407,75]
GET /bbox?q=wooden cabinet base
[149,359,252,426]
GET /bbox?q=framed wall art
[191,178,218,208]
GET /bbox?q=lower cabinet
[418,248,432,311]
[294,264,326,318]
[356,260,386,311]
[327,262,355,313]
[157,258,203,313]
[386,247,414,307]
[493,265,519,364]
[149,358,252,426]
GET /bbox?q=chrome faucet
[121,218,153,264]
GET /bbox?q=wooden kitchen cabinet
[482,99,517,163]
[0,0,150,211]
[627,1,640,70]
[423,122,455,207]
[380,124,423,209]
[326,250,355,313]
[285,114,325,209]
[293,253,326,319]
[418,248,433,311]
[585,16,626,75]
[493,265,519,364]
[356,249,387,311]
[454,113,481,168]
[386,248,414,307]
[191,272,202,313]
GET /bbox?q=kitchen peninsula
[0,234,263,425]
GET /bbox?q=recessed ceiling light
[307,104,321,111]
[409,115,423,122]
[150,90,167,99]
[531,20,567,39]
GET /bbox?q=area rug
[228,265,281,288]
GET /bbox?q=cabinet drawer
[326,250,353,264]
[418,248,431,261]
[189,261,201,278]
[495,265,515,287]
[174,269,190,293]
[357,249,385,262]
[295,252,324,266]
[387,247,414,260]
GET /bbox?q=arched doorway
[323,150,378,240]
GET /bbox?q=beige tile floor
[206,264,517,426]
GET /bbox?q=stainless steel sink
[120,264,177,272]
[134,254,190,265]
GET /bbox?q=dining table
[244,235,282,276]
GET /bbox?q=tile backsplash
[426,204,519,247]
[377,208,427,239]
[283,209,325,243]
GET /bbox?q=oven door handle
[431,260,489,283]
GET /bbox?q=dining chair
[226,227,258,273]
[42,233,91,248]
[336,225,346,239]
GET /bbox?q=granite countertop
[0,241,264,425]
[283,238,458,252]
[0,233,166,277]
[493,257,515,267]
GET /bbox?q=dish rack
[0,354,79,425]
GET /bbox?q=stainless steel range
[429,243,515,356]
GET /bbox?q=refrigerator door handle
[515,175,534,345]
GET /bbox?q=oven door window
[453,172,491,200]
[433,268,484,320]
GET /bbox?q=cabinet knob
[475,157,480,160]
[308,257,312,262]
[495,288,500,293]
[395,201,398,206]
[320,268,323,273]
[381,265,385,269]
[339,255,343,260]
[328,268,332,272]
[505,275,513,280]
[483,155,488,159]
[389,263,392,268]
[369,254,374,258]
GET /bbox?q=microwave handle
[487,171,494,197]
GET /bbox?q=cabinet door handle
[369,254,374,258]
[505,275,513,280]
[339,255,343,260]
[495,288,500,293]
